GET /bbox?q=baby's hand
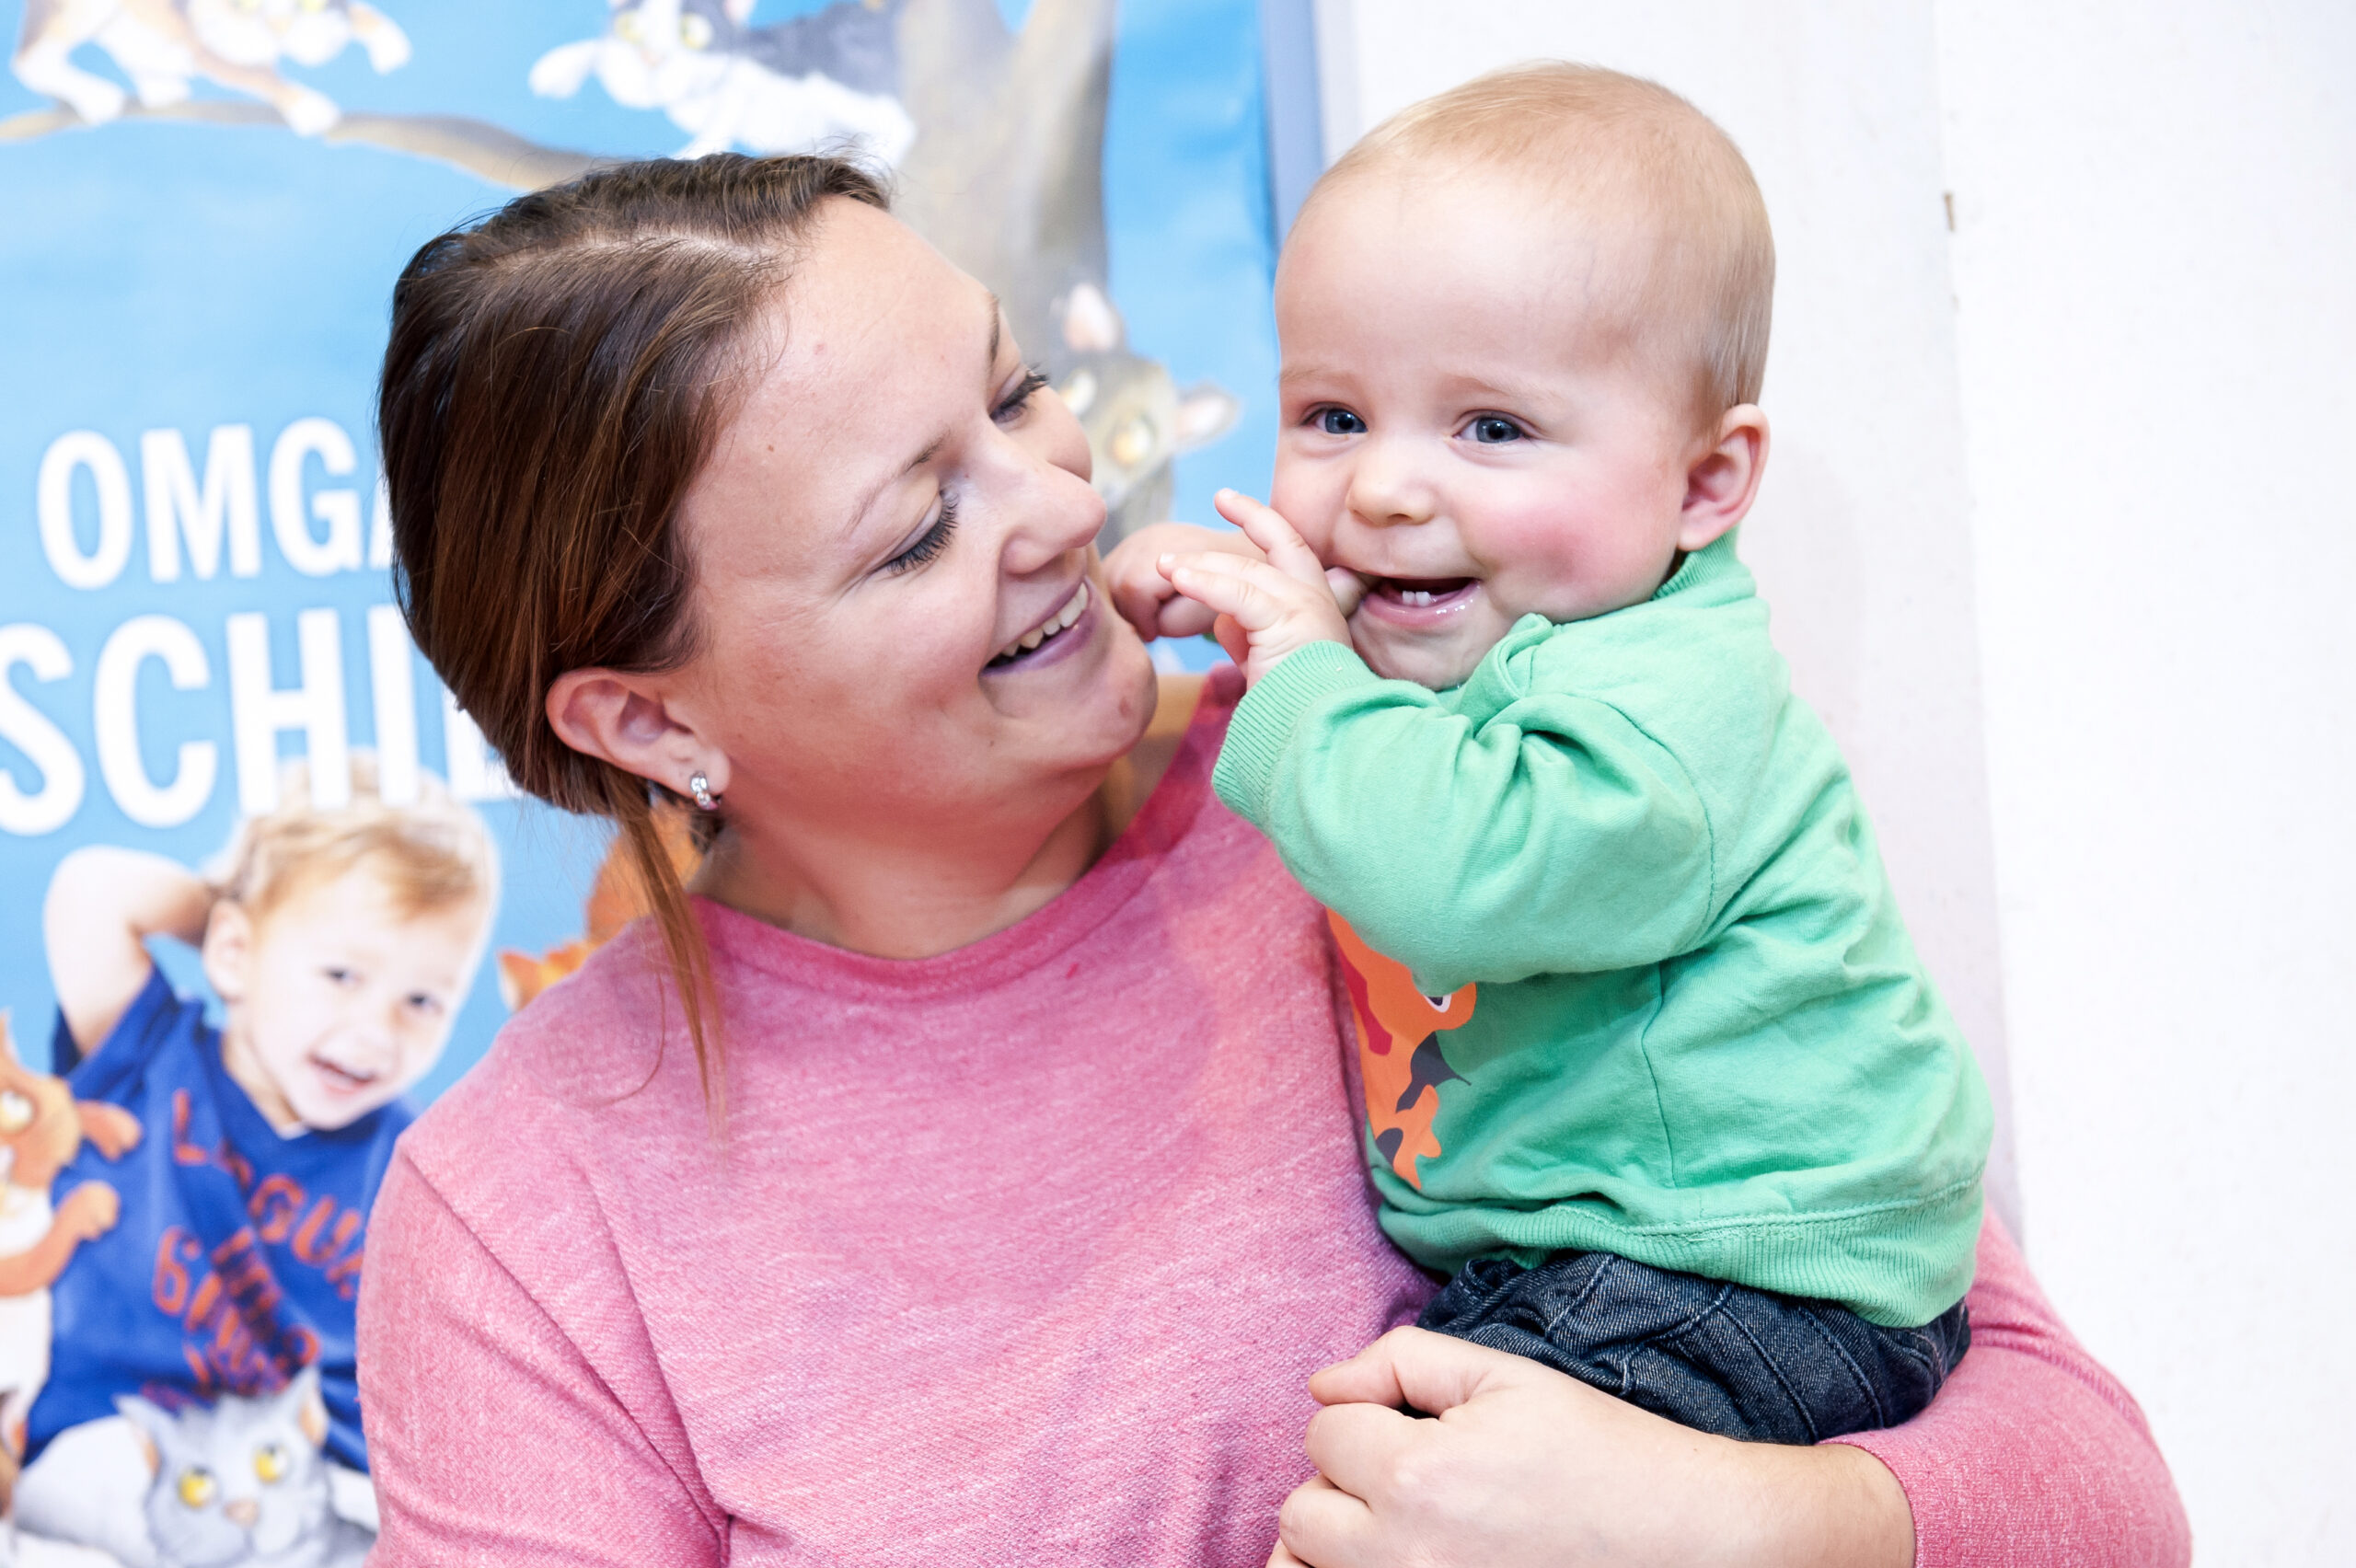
[1161,491,1356,686]
[1103,521,1254,643]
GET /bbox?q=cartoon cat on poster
[2,1,1265,1559]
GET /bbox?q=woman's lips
[984,580,1096,674]
[1357,576,1479,628]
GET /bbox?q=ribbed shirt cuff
[1211,640,1380,822]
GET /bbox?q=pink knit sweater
[358,673,2188,1566]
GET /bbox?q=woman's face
[672,200,1156,842]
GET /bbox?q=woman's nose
[1345,438,1438,527]
[999,450,1110,575]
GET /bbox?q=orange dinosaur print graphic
[497,807,702,1010]
[1326,911,1476,1189]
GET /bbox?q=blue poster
[0,1,1277,1556]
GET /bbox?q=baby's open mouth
[1369,577,1477,609]
[310,1055,380,1093]
[987,581,1091,670]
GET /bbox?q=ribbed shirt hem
[1210,640,1381,822]
[1385,1172,1986,1328]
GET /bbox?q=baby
[26,754,494,1474]
[1108,63,1992,1443]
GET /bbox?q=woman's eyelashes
[885,492,959,574]
[994,365,1049,422]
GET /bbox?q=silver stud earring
[687,771,720,813]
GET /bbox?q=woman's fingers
[1214,490,1332,589]
[1154,594,1220,640]
[1299,1401,1428,1515]
[1104,547,1179,640]
[1108,570,1175,640]
[1273,1472,1379,1568]
[1307,1326,1515,1415]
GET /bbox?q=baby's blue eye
[1315,408,1367,436]
[1470,416,1524,444]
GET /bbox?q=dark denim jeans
[1417,1250,1969,1444]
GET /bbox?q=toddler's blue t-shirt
[28,968,410,1470]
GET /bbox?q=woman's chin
[982,583,1154,727]
[1019,611,1159,768]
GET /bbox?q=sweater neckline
[1653,529,1745,602]
[697,669,1237,1001]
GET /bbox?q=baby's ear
[1677,404,1770,552]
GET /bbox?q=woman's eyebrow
[847,294,1005,539]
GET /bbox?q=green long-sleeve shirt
[1213,534,1991,1327]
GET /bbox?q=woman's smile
[986,578,1094,671]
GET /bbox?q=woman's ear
[201,900,255,1007]
[1676,405,1770,553]
[545,668,728,802]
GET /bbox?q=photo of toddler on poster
[2,754,492,1566]
[1,0,1279,1559]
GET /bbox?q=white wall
[1315,2,2354,1560]
[1936,4,2355,1561]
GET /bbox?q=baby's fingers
[1325,567,1369,620]
[1161,551,1305,634]
[1213,490,1330,589]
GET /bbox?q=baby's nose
[225,1497,260,1528]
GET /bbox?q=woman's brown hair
[377,154,888,1098]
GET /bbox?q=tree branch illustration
[0,99,606,190]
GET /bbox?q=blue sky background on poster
[0,0,1276,1091]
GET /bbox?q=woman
[359,156,2187,1567]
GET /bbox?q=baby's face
[207,869,487,1131]
[1273,173,1709,688]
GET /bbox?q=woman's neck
[693,778,1109,960]
[693,675,1205,962]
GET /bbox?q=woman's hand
[1270,1328,1914,1568]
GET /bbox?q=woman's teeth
[991,582,1090,665]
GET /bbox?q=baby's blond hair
[1312,62,1774,427]
[214,753,497,929]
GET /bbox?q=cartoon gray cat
[11,0,410,137]
[1053,282,1239,547]
[893,0,1242,547]
[112,1369,371,1568]
[530,0,913,163]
